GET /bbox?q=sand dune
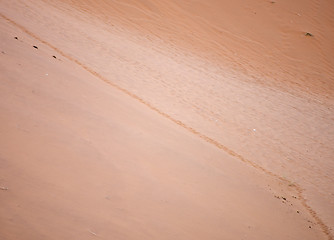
[0,0,333,239]
[55,0,334,97]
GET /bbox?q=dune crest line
[1,13,332,240]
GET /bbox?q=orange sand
[0,0,333,239]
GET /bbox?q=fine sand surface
[0,0,333,239]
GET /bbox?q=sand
[0,0,333,239]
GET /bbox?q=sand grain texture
[0,0,333,239]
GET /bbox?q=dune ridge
[1,0,333,239]
[1,12,332,240]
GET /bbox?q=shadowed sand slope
[0,0,333,239]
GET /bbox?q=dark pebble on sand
[33,46,38,49]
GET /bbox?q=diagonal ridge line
[1,13,332,240]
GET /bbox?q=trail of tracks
[1,13,332,240]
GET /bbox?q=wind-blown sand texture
[0,0,333,239]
